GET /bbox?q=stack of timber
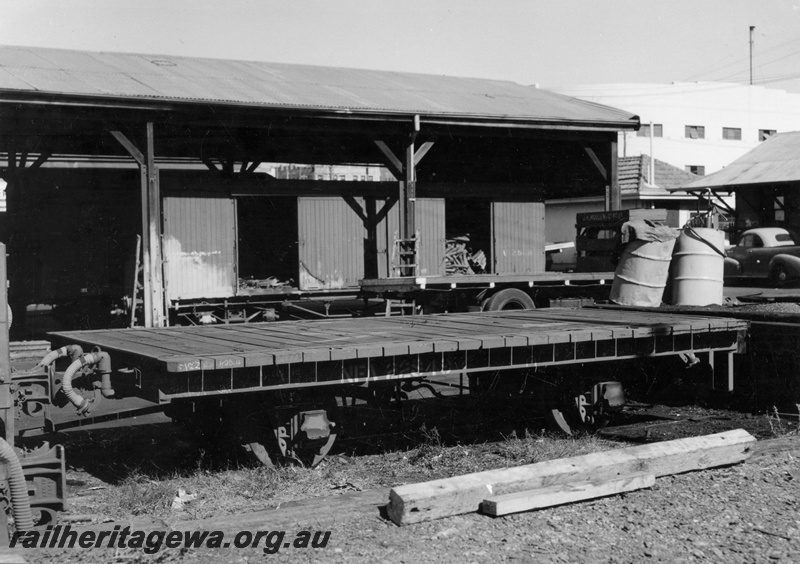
[387,429,755,525]
[444,235,486,275]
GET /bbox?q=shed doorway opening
[236,196,299,289]
[445,199,492,274]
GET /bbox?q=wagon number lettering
[176,358,242,371]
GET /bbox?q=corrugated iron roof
[680,131,800,190]
[0,45,638,128]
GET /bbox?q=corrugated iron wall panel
[375,198,400,278]
[492,201,545,274]
[374,197,444,277]
[417,198,446,276]
[162,196,237,300]
[298,197,364,290]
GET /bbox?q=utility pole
[749,26,755,85]
[649,122,655,185]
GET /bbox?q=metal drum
[609,239,676,307]
[671,227,725,306]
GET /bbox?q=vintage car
[724,227,800,286]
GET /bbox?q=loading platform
[49,308,748,403]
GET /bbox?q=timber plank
[525,309,698,334]
[175,327,331,364]
[59,330,202,359]
[412,317,535,348]
[240,351,276,368]
[146,328,266,353]
[172,488,390,533]
[113,329,242,356]
[176,325,320,348]
[500,311,659,340]
[481,472,655,517]
[216,324,355,347]
[387,429,755,525]
[0,549,26,563]
[425,316,577,347]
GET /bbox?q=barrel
[671,227,725,306]
[609,238,676,307]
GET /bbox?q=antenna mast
[749,26,755,85]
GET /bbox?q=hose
[684,226,727,258]
[0,438,33,531]
[62,351,111,415]
[37,344,84,368]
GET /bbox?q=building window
[685,125,705,139]
[636,124,663,137]
[759,129,776,141]
[722,127,742,141]
[367,175,374,181]
[685,165,705,176]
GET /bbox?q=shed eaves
[680,131,800,190]
[0,45,638,127]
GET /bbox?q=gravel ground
[17,431,800,564]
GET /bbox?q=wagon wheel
[235,395,339,468]
[541,380,622,436]
[242,440,276,468]
[544,398,612,436]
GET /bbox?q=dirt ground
[9,396,799,564]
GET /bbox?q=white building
[551,82,800,175]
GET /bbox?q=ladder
[390,229,420,278]
[129,235,145,327]
[386,230,420,315]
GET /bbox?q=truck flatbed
[49,308,748,402]
[360,272,614,292]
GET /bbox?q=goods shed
[678,131,800,240]
[0,45,639,332]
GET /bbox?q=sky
[1,0,799,93]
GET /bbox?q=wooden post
[111,125,166,327]
[404,137,416,239]
[137,153,153,327]
[609,139,621,211]
[0,243,13,445]
[145,123,165,327]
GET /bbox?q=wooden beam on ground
[749,434,800,461]
[0,549,26,563]
[481,472,655,517]
[172,488,391,533]
[387,429,755,525]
